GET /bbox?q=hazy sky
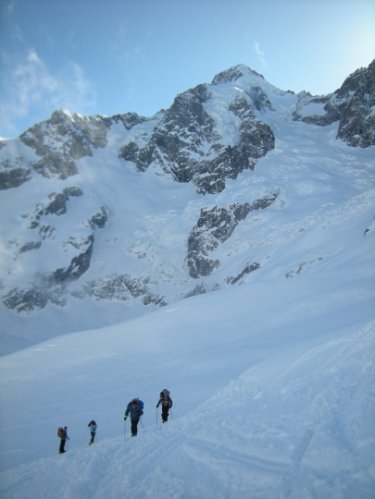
[0,0,374,138]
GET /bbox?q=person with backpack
[88,420,97,445]
[124,398,144,437]
[156,389,173,423]
[57,426,69,454]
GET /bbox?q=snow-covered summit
[211,63,291,103]
[211,64,266,84]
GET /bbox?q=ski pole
[140,417,145,432]
[155,407,158,425]
[123,419,127,441]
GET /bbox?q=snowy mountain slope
[0,245,374,497]
[1,62,374,355]
[0,60,374,498]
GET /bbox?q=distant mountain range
[0,60,374,354]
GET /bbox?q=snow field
[0,255,374,498]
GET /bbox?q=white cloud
[0,49,97,136]
[5,0,17,15]
[254,42,266,68]
[26,49,40,64]
[109,19,152,66]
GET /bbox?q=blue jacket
[125,400,144,420]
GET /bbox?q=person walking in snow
[57,426,69,454]
[88,420,97,445]
[124,398,144,437]
[156,389,173,423]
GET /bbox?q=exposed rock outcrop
[84,274,166,306]
[187,193,278,278]
[226,262,261,284]
[294,59,375,148]
[20,111,109,179]
[119,78,275,194]
[0,161,31,190]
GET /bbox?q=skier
[88,420,97,445]
[156,389,173,423]
[124,398,144,437]
[57,426,69,454]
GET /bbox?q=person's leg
[131,418,139,436]
[162,406,169,422]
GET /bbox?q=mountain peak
[50,108,75,123]
[211,64,265,86]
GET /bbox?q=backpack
[161,389,170,399]
[57,427,64,438]
[138,399,144,414]
[129,398,144,415]
[160,389,171,406]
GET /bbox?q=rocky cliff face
[119,78,275,194]
[187,193,278,278]
[0,61,373,343]
[0,111,146,189]
[294,60,375,147]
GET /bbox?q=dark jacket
[88,421,97,433]
[156,392,173,409]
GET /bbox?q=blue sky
[0,0,374,138]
